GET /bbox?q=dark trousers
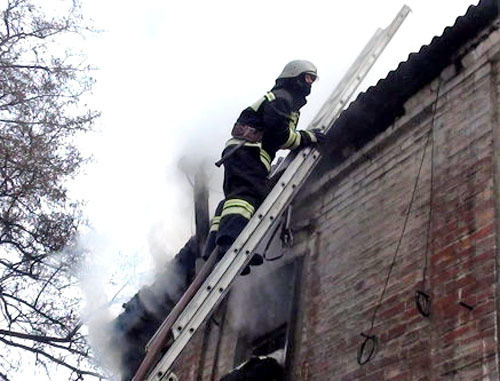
[203,146,269,260]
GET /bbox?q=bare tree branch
[0,336,105,378]
[0,0,102,378]
[2,293,68,329]
[0,64,51,72]
[0,328,76,344]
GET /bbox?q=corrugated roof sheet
[322,0,499,165]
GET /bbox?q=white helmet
[277,60,317,80]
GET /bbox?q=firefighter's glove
[300,129,327,147]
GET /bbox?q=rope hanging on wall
[415,79,441,318]
[358,78,442,364]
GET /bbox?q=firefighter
[204,60,325,274]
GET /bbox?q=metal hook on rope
[415,290,431,317]
[357,333,378,365]
[254,205,294,262]
[280,205,294,248]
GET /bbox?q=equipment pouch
[231,123,263,143]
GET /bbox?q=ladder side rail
[309,28,383,130]
[166,4,411,343]
[133,248,220,381]
[313,5,411,131]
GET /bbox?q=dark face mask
[273,76,310,109]
[289,75,311,97]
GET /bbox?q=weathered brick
[172,13,500,381]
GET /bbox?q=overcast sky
[71,0,481,310]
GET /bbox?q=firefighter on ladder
[203,60,325,274]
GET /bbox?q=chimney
[193,168,209,257]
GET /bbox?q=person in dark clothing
[203,60,325,273]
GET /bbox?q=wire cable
[421,81,440,288]
[367,78,442,332]
[415,79,441,318]
[359,80,443,364]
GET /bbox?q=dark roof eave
[322,0,499,165]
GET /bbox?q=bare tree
[0,0,102,378]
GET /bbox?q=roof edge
[322,0,499,166]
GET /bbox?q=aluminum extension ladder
[134,6,410,380]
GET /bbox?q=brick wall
[289,26,500,381]
[171,22,500,381]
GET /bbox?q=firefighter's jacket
[226,87,316,172]
[211,85,316,249]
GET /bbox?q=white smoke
[228,254,294,343]
[76,230,126,380]
[73,71,236,381]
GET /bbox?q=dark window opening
[252,324,287,357]
[231,258,303,379]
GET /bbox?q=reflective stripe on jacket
[224,138,272,172]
